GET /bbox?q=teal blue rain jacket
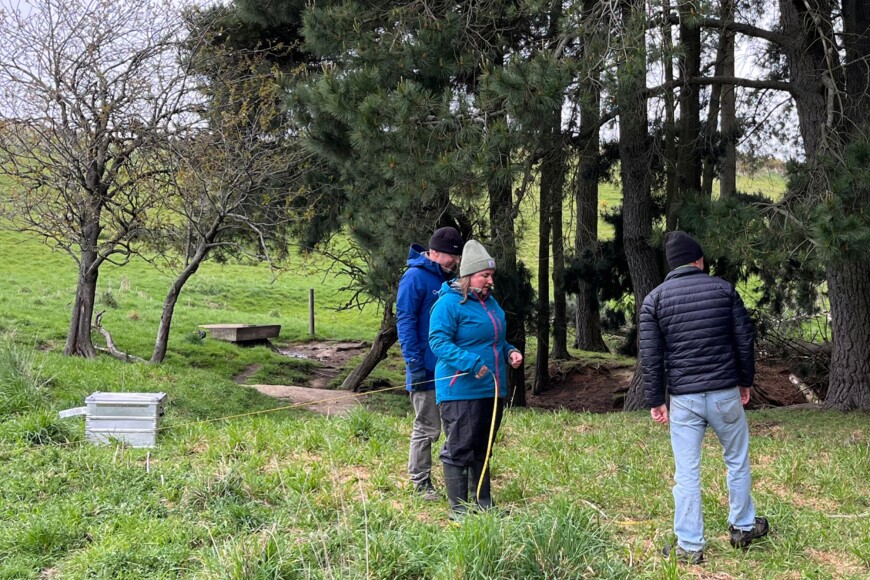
[428,281,517,403]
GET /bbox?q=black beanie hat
[665,231,704,269]
[428,227,464,255]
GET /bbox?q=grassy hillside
[1,222,868,578]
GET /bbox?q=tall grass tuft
[516,499,631,578]
[342,408,387,442]
[200,527,318,579]
[0,409,73,445]
[0,337,53,416]
[437,501,631,579]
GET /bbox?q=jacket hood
[407,244,448,278]
[437,280,459,297]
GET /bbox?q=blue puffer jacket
[396,244,448,391]
[639,267,755,407]
[429,281,516,403]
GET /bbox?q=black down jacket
[639,267,755,407]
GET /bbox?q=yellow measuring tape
[476,369,500,501]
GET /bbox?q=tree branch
[647,76,797,98]
[93,311,146,363]
[659,14,790,47]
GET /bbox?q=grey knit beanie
[459,240,496,277]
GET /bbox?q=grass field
[2,169,869,579]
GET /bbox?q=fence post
[308,288,315,336]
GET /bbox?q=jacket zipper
[474,292,502,391]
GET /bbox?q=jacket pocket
[716,392,742,424]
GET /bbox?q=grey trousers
[409,390,441,486]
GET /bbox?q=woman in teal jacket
[428,240,523,518]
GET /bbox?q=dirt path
[277,341,368,389]
[246,384,362,416]
[237,341,370,416]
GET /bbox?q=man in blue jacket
[640,231,769,564]
[397,226,464,500]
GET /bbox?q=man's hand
[739,387,750,406]
[508,351,523,369]
[475,365,489,379]
[409,368,428,391]
[651,404,669,424]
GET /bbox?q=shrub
[100,290,119,309]
[184,331,206,345]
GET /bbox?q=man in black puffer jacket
[640,231,769,564]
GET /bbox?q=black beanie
[428,227,464,255]
[665,231,704,269]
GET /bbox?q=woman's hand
[508,351,523,369]
[475,365,489,379]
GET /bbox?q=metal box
[84,392,167,448]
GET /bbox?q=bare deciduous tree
[0,0,195,357]
[149,25,308,362]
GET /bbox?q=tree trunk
[719,0,737,198]
[661,0,678,232]
[551,145,571,360]
[151,247,210,363]
[573,150,608,351]
[673,0,702,219]
[574,27,608,352]
[64,249,100,357]
[824,0,870,410]
[779,0,837,161]
[341,304,398,391]
[780,0,870,410]
[842,0,870,130]
[533,145,558,394]
[489,131,527,407]
[618,0,663,411]
[824,261,870,410]
[701,9,727,197]
[574,290,607,352]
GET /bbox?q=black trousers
[439,398,505,467]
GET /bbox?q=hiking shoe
[415,479,440,502]
[729,517,770,548]
[662,544,704,564]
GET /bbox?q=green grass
[1,386,868,578]
[3,171,869,579]
[733,170,788,199]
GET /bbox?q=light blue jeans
[669,387,757,551]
